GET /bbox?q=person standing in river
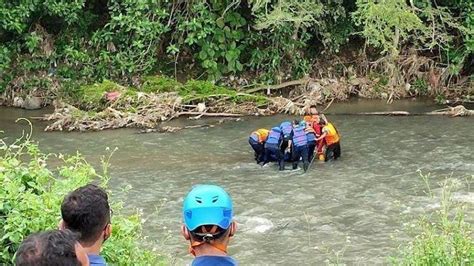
[291,120,309,171]
[316,115,341,161]
[182,185,237,266]
[263,126,285,170]
[59,184,111,266]
[248,128,269,164]
[308,105,319,116]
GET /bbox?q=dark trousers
[292,145,309,171]
[280,139,292,162]
[249,138,264,163]
[325,142,341,161]
[307,141,316,162]
[265,144,285,170]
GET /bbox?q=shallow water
[1,99,473,265]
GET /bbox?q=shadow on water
[1,99,473,265]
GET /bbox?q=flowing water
[1,99,473,265]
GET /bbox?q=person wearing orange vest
[249,128,269,164]
[316,116,341,161]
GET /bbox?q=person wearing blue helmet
[279,121,293,161]
[263,126,285,170]
[291,120,309,171]
[182,185,237,266]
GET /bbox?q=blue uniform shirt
[192,255,237,266]
[88,254,107,266]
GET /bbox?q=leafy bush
[0,129,166,265]
[411,78,429,95]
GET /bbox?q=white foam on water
[237,216,274,234]
[453,192,474,204]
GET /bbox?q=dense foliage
[0,129,165,265]
[0,0,472,94]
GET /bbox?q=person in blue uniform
[291,120,309,171]
[182,185,237,266]
[263,127,285,170]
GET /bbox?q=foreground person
[15,229,89,266]
[248,128,269,164]
[60,184,111,266]
[182,185,237,266]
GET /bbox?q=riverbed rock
[23,96,43,110]
[13,97,24,108]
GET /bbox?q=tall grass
[393,173,474,265]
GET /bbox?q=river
[1,99,473,265]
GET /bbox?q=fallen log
[138,124,215,134]
[426,105,474,117]
[325,105,473,117]
[246,77,311,94]
[177,111,244,117]
[356,111,411,116]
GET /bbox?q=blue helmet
[183,185,233,231]
[271,126,282,133]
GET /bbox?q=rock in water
[23,96,42,110]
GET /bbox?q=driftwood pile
[40,77,473,132]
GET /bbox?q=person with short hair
[60,184,111,266]
[15,229,89,266]
[182,185,237,266]
[308,105,319,116]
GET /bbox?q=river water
[1,99,473,265]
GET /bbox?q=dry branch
[246,77,311,94]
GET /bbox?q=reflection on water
[1,100,473,265]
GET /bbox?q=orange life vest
[323,122,340,145]
[252,128,269,143]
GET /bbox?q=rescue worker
[263,126,285,170]
[304,121,317,162]
[279,121,293,162]
[182,185,237,266]
[248,128,269,164]
[316,115,341,161]
[311,114,326,160]
[291,120,309,171]
[308,105,319,116]
[305,114,325,161]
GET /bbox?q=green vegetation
[393,174,474,265]
[0,127,166,265]
[72,77,269,112]
[0,0,471,99]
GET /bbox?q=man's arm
[316,130,327,141]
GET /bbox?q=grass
[392,173,473,265]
